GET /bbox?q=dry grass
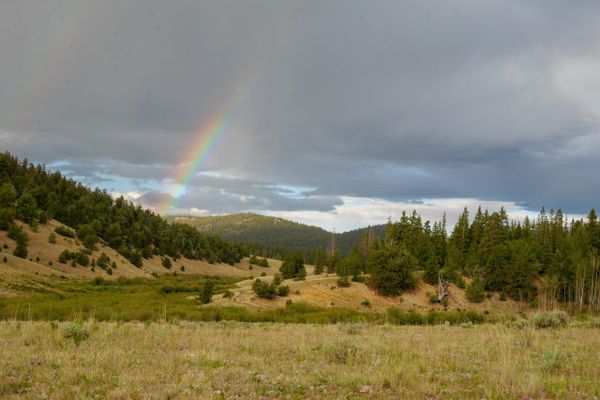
[214,273,525,317]
[0,220,271,281]
[1,321,599,399]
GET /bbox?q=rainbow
[159,82,255,215]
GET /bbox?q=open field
[2,321,600,399]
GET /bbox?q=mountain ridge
[168,213,386,258]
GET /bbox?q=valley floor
[1,321,600,399]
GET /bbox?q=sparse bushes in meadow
[531,311,569,328]
[252,279,276,299]
[585,317,600,328]
[337,276,350,287]
[540,349,567,375]
[62,322,89,345]
[385,308,485,325]
[277,285,290,296]
[322,341,359,365]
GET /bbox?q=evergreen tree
[280,254,306,279]
[367,240,417,296]
[15,192,38,224]
[313,248,326,275]
[200,280,214,304]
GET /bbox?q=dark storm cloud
[1,0,600,215]
[139,178,343,214]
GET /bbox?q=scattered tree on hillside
[314,248,326,274]
[200,280,214,304]
[280,254,306,280]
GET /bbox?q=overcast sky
[1,1,599,231]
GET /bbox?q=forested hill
[168,214,386,258]
[0,152,245,267]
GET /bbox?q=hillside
[0,219,262,286]
[212,272,525,317]
[0,151,253,280]
[169,213,386,258]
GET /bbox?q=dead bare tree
[437,271,449,302]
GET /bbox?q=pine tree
[367,241,417,296]
[313,249,326,275]
[15,192,39,224]
[200,280,214,304]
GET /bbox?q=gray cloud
[1,0,600,217]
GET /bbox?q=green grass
[0,274,243,322]
[0,273,489,325]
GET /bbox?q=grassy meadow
[2,320,600,399]
[0,272,490,325]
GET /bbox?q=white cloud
[262,197,585,232]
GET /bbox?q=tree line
[311,207,600,311]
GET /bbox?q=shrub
[55,226,75,238]
[59,250,72,264]
[337,276,350,287]
[361,299,371,308]
[62,323,90,345]
[351,275,365,282]
[13,242,28,259]
[223,289,234,299]
[540,349,566,375]
[466,277,486,303]
[161,257,172,269]
[93,277,106,285]
[74,252,90,267]
[586,317,600,328]
[322,341,359,365]
[531,311,569,328]
[252,279,276,299]
[273,273,283,286]
[96,252,110,269]
[48,233,57,244]
[277,285,290,296]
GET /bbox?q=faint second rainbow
[159,81,255,216]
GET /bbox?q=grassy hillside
[169,213,386,259]
[0,219,264,283]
